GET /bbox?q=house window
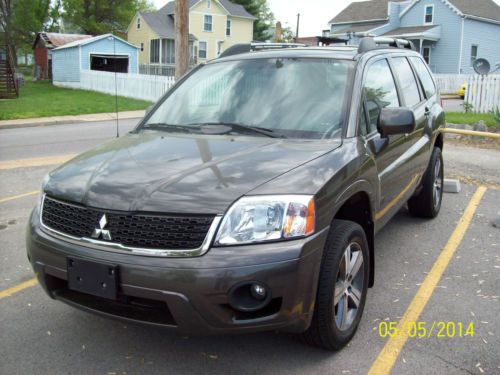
[207,0,211,8]
[470,45,478,66]
[424,5,434,24]
[199,41,207,59]
[204,15,213,32]
[226,20,231,36]
[161,39,175,64]
[140,42,144,52]
[150,39,160,63]
[422,46,431,64]
[137,17,141,29]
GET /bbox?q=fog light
[251,283,267,300]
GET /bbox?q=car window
[358,104,368,136]
[144,58,354,139]
[391,57,421,107]
[363,59,400,134]
[409,56,436,98]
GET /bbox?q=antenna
[112,32,119,138]
[473,58,491,75]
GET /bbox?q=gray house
[327,0,500,73]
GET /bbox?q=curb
[0,111,145,130]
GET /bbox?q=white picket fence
[79,70,176,102]
[433,74,471,94]
[465,75,500,113]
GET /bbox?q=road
[442,98,464,113]
[1,120,499,375]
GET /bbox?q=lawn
[445,112,498,127]
[0,80,152,120]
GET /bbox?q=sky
[153,0,500,37]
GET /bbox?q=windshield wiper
[141,123,198,134]
[190,122,286,139]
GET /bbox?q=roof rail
[358,37,415,53]
[218,42,307,58]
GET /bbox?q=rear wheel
[408,147,443,218]
[301,220,369,350]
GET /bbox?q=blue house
[52,34,139,85]
[327,0,500,73]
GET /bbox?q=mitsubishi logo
[91,214,112,241]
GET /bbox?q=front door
[359,57,417,229]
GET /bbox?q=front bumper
[27,209,329,334]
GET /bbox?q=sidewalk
[0,110,145,130]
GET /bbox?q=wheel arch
[331,186,375,287]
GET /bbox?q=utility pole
[295,13,300,41]
[175,0,189,80]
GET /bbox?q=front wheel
[408,147,443,218]
[301,220,369,350]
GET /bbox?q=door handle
[424,107,431,116]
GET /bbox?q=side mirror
[145,105,154,116]
[378,107,415,137]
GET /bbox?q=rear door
[359,57,416,228]
[389,55,429,181]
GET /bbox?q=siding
[400,0,462,73]
[127,12,159,65]
[460,18,500,74]
[80,37,138,73]
[52,46,80,82]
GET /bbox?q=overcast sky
[153,0,500,37]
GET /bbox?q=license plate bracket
[67,257,118,300]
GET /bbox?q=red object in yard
[32,32,92,80]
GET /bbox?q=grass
[445,112,498,127]
[0,79,152,120]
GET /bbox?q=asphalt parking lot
[1,120,499,375]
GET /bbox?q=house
[327,0,500,73]
[127,0,255,67]
[33,32,92,80]
[51,34,139,87]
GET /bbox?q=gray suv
[27,38,444,350]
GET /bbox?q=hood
[45,132,340,214]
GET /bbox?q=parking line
[0,190,39,204]
[367,185,487,375]
[0,154,75,170]
[0,278,38,300]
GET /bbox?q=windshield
[142,58,354,139]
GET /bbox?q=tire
[301,219,369,350]
[408,147,443,218]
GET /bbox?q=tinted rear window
[409,57,436,98]
[392,57,421,107]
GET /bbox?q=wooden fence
[465,75,500,113]
[433,74,471,95]
[79,70,175,102]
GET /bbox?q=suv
[27,38,444,350]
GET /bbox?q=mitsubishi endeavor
[27,37,445,350]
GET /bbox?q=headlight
[215,195,315,245]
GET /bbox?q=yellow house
[127,0,255,67]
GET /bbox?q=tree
[61,0,153,35]
[231,0,275,41]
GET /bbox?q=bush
[494,106,500,124]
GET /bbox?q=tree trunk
[174,0,189,80]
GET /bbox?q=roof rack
[218,42,307,58]
[358,37,415,53]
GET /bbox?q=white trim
[401,0,463,18]
[458,16,464,73]
[328,18,388,26]
[54,33,139,51]
[423,4,434,25]
[464,14,500,25]
[198,40,208,59]
[369,22,391,33]
[203,14,213,32]
[88,51,131,73]
[422,46,431,65]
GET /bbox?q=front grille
[41,196,215,250]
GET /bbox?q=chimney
[274,21,282,41]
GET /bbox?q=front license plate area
[67,257,118,300]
